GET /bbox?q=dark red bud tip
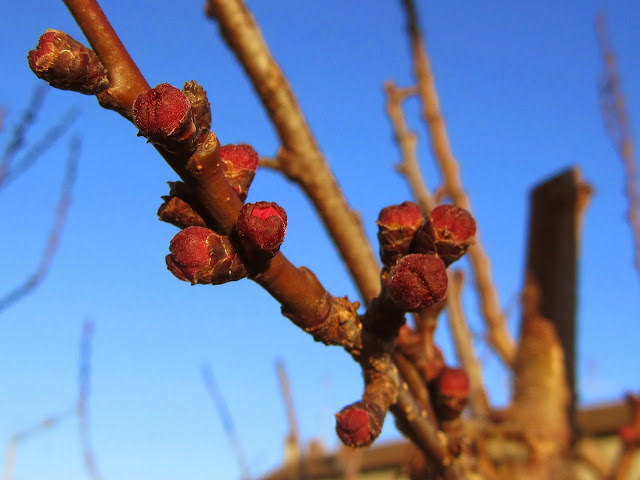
[377,201,422,228]
[220,144,259,200]
[436,367,470,397]
[377,202,424,266]
[236,201,287,257]
[432,366,470,420]
[166,226,214,283]
[416,205,476,265]
[430,204,476,244]
[28,30,109,95]
[166,226,247,285]
[132,83,197,153]
[335,402,382,448]
[386,254,447,312]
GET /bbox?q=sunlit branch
[595,13,640,281]
[400,0,516,367]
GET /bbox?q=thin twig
[0,136,80,313]
[201,363,251,480]
[386,80,489,418]
[77,318,104,480]
[400,0,516,367]
[0,408,75,480]
[0,85,48,188]
[446,270,489,418]
[0,107,80,189]
[595,13,640,281]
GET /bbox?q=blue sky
[1,1,639,479]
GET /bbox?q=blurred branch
[0,136,80,313]
[0,107,80,189]
[201,363,251,480]
[400,0,516,367]
[385,80,489,418]
[595,13,640,281]
[77,318,104,480]
[0,408,75,480]
[0,85,48,187]
[205,0,381,303]
[446,270,489,418]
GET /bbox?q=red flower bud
[431,366,470,420]
[385,254,447,312]
[220,144,259,201]
[415,204,476,265]
[132,83,198,154]
[166,226,246,284]
[235,201,287,258]
[377,201,423,266]
[28,30,109,95]
[335,401,383,448]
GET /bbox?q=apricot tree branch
[62,0,149,117]
[77,319,104,480]
[205,0,381,303]
[400,0,516,367]
[595,13,640,281]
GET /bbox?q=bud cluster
[376,203,476,313]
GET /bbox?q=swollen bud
[414,204,476,266]
[132,83,198,154]
[166,226,246,285]
[220,144,259,201]
[27,30,109,95]
[335,401,384,448]
[385,254,447,312]
[235,201,287,258]
[431,366,470,420]
[377,201,423,266]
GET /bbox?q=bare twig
[62,0,149,117]
[0,85,48,187]
[0,408,75,480]
[0,107,80,189]
[77,319,104,480]
[385,80,489,418]
[201,363,251,480]
[446,270,489,418]
[0,136,80,313]
[400,0,516,367]
[595,13,640,281]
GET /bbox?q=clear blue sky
[1,1,639,479]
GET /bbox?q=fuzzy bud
[28,30,109,95]
[377,201,423,266]
[431,367,470,420]
[235,201,287,258]
[132,83,198,154]
[220,144,259,201]
[414,204,476,266]
[385,254,447,312]
[335,401,384,448]
[166,226,246,285]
